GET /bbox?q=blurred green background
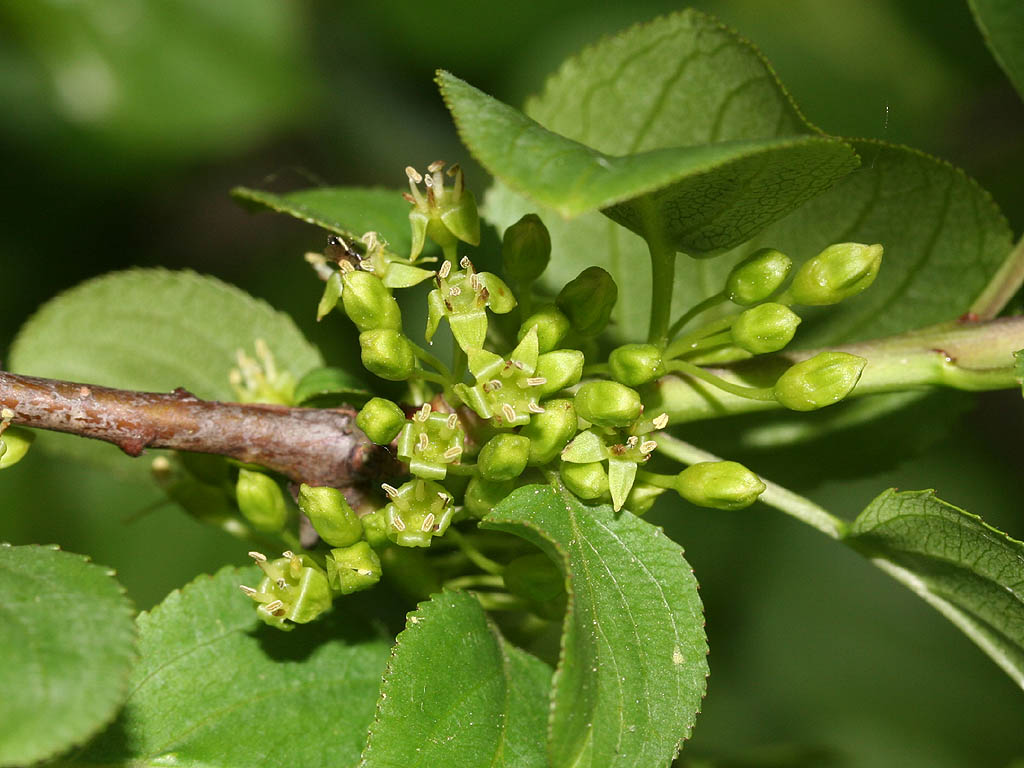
[1,1,1022,766]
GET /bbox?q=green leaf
[361,590,550,767]
[294,366,372,407]
[844,489,1024,689]
[9,269,323,475]
[77,565,391,768]
[482,485,708,767]
[969,0,1024,100]
[232,186,423,259]
[0,544,135,767]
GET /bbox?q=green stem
[654,433,847,539]
[635,470,677,489]
[665,315,737,359]
[649,316,1024,424]
[643,209,677,347]
[410,342,451,378]
[668,292,727,340]
[679,331,734,354]
[444,573,506,590]
[969,233,1024,320]
[665,359,776,401]
[447,528,504,574]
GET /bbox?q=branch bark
[0,371,399,488]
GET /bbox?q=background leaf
[361,589,550,767]
[483,485,708,768]
[77,565,391,768]
[844,488,1024,688]
[968,0,1024,100]
[0,544,135,767]
[232,186,422,259]
[8,269,323,475]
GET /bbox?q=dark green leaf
[77,565,391,768]
[844,489,1024,688]
[969,0,1024,100]
[0,544,135,767]
[232,186,423,259]
[294,366,372,407]
[361,590,550,767]
[482,485,708,767]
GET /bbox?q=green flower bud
[341,269,402,331]
[463,476,516,518]
[326,542,382,595]
[356,397,406,445]
[556,266,617,337]
[623,483,666,516]
[789,243,883,306]
[297,484,363,547]
[676,461,766,510]
[478,433,531,481]
[774,351,866,411]
[317,270,343,321]
[0,427,34,469]
[534,349,585,397]
[503,553,564,603]
[502,214,551,284]
[235,469,288,532]
[518,305,570,353]
[560,461,609,500]
[726,247,792,306]
[519,398,577,465]
[242,551,333,630]
[732,303,801,355]
[608,343,665,387]
[574,381,642,427]
[359,329,415,381]
[361,508,390,549]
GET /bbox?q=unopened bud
[236,469,288,532]
[341,270,402,331]
[574,380,642,427]
[503,553,564,603]
[326,542,382,595]
[357,397,406,445]
[478,433,531,482]
[773,351,866,411]
[534,349,584,397]
[502,213,551,284]
[297,484,363,547]
[726,248,792,306]
[464,476,516,518]
[520,398,577,464]
[556,266,617,337]
[788,243,883,306]
[623,483,666,516]
[732,303,801,355]
[518,305,570,352]
[608,343,665,387]
[359,329,415,381]
[560,461,609,500]
[0,427,34,469]
[676,461,765,510]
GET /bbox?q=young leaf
[0,544,135,768]
[77,565,391,768]
[482,485,708,768]
[361,590,550,767]
[844,489,1024,689]
[232,186,420,257]
[968,0,1024,99]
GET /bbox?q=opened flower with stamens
[396,403,466,479]
[229,340,296,405]
[404,160,481,262]
[239,550,332,630]
[453,326,546,427]
[381,478,455,548]
[426,256,516,351]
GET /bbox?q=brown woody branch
[0,371,400,488]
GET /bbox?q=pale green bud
[774,352,866,411]
[520,398,577,465]
[503,553,563,603]
[0,427,34,469]
[534,349,585,397]
[732,303,801,354]
[327,542,382,595]
[359,329,415,381]
[502,213,551,284]
[236,469,288,532]
[789,243,883,306]
[518,305,570,353]
[608,343,665,387]
[560,461,609,500]
[676,461,766,510]
[574,380,642,427]
[478,434,531,482]
[357,397,406,445]
[341,270,402,331]
[726,248,792,306]
[556,266,617,337]
[623,483,666,516]
[297,484,363,547]
[463,476,515,518]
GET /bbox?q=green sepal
[676,461,766,510]
[560,460,609,500]
[574,380,643,427]
[235,469,288,533]
[458,329,543,427]
[409,209,429,261]
[297,484,363,547]
[560,430,608,464]
[396,411,466,479]
[449,306,488,351]
[326,542,382,594]
[0,427,34,469]
[426,289,445,343]
[520,398,577,464]
[317,271,343,321]
[478,433,531,481]
[477,272,517,314]
[607,457,638,512]
[383,262,435,289]
[357,397,407,445]
[359,329,415,381]
[773,351,867,411]
[439,188,481,246]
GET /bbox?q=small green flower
[229,340,296,405]
[477,433,531,481]
[396,403,466,479]
[326,542,382,595]
[240,550,333,630]
[381,478,455,548]
[340,266,403,332]
[574,380,643,427]
[454,326,546,427]
[609,343,665,387]
[405,161,480,260]
[426,256,516,351]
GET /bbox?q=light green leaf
[969,0,1024,100]
[844,489,1024,689]
[294,366,372,407]
[232,186,421,258]
[9,269,323,474]
[0,544,135,767]
[77,565,391,768]
[361,590,550,767]
[482,485,708,767]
